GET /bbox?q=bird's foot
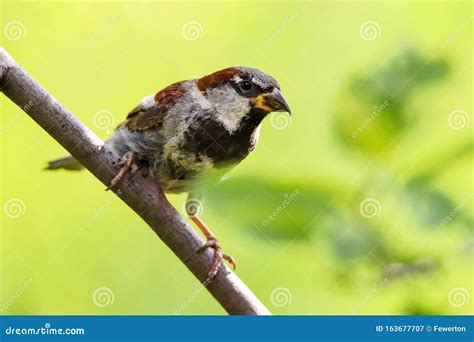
[198,237,236,280]
[187,211,236,280]
[106,152,138,190]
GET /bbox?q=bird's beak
[252,89,292,115]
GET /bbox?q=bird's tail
[45,155,84,171]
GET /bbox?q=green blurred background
[1,1,472,315]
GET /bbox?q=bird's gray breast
[106,128,165,159]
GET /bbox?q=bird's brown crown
[196,67,247,91]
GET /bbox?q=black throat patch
[182,108,268,167]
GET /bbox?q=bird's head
[196,66,291,132]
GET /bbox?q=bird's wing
[121,81,185,131]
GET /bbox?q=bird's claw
[199,238,236,279]
[106,152,138,190]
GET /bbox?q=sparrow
[47,66,291,279]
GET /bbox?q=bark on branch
[0,48,270,315]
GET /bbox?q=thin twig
[0,48,271,315]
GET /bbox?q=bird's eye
[239,80,253,92]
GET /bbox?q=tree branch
[0,48,270,315]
